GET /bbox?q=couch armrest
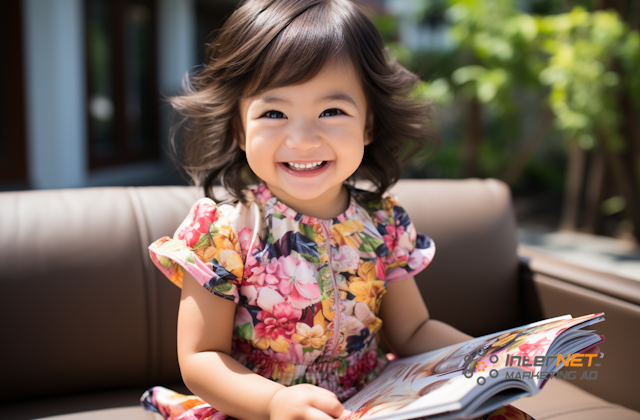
[519,246,640,306]
[518,245,640,412]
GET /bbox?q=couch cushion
[0,179,521,404]
[2,384,189,420]
[4,181,633,419]
[511,379,640,420]
[34,407,158,420]
[389,179,522,337]
[22,381,640,420]
[1,188,156,401]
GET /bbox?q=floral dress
[140,183,534,420]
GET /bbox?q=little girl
[140,1,536,419]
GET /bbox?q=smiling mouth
[283,161,328,171]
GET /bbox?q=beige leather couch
[1,179,639,420]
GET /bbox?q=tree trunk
[583,145,606,234]
[600,0,640,244]
[619,85,640,242]
[501,105,554,186]
[560,140,587,231]
[462,96,481,178]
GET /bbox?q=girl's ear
[364,112,374,146]
[233,113,246,151]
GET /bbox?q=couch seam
[126,186,160,386]
[537,404,628,419]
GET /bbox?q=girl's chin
[268,179,339,202]
[276,182,332,202]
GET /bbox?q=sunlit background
[2,0,639,244]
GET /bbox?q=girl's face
[238,59,373,218]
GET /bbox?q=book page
[456,313,604,390]
[341,313,604,420]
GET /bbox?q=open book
[341,313,605,420]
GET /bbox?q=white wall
[23,0,86,189]
[157,0,196,166]
[158,0,196,97]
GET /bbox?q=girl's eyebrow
[259,92,358,109]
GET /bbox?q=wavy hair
[169,0,439,204]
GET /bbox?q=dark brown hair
[169,0,438,204]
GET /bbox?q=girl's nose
[284,127,321,151]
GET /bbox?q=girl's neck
[265,182,350,220]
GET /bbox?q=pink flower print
[380,253,395,267]
[395,224,405,239]
[342,348,378,391]
[331,245,360,273]
[267,342,305,365]
[244,253,258,270]
[392,246,408,263]
[272,255,321,309]
[274,203,289,214]
[354,302,376,327]
[266,341,323,366]
[374,210,388,224]
[176,202,218,248]
[382,224,396,251]
[237,227,257,260]
[510,336,552,371]
[253,302,302,353]
[396,223,415,250]
[273,202,299,220]
[243,251,277,287]
[246,263,266,285]
[341,314,366,337]
[318,371,340,394]
[301,215,319,226]
[375,257,386,281]
[256,287,286,314]
[240,284,258,306]
[234,306,253,329]
[233,337,252,354]
[407,247,433,270]
[253,183,273,203]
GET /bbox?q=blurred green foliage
[374,0,640,237]
[378,0,639,190]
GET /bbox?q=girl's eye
[260,109,346,118]
[320,108,345,117]
[262,110,286,119]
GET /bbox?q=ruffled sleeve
[148,198,245,304]
[377,195,436,285]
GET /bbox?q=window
[0,0,27,185]
[85,0,159,169]
[196,0,240,65]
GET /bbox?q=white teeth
[286,161,325,171]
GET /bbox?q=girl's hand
[268,384,345,420]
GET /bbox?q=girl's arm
[379,276,473,357]
[178,272,344,420]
